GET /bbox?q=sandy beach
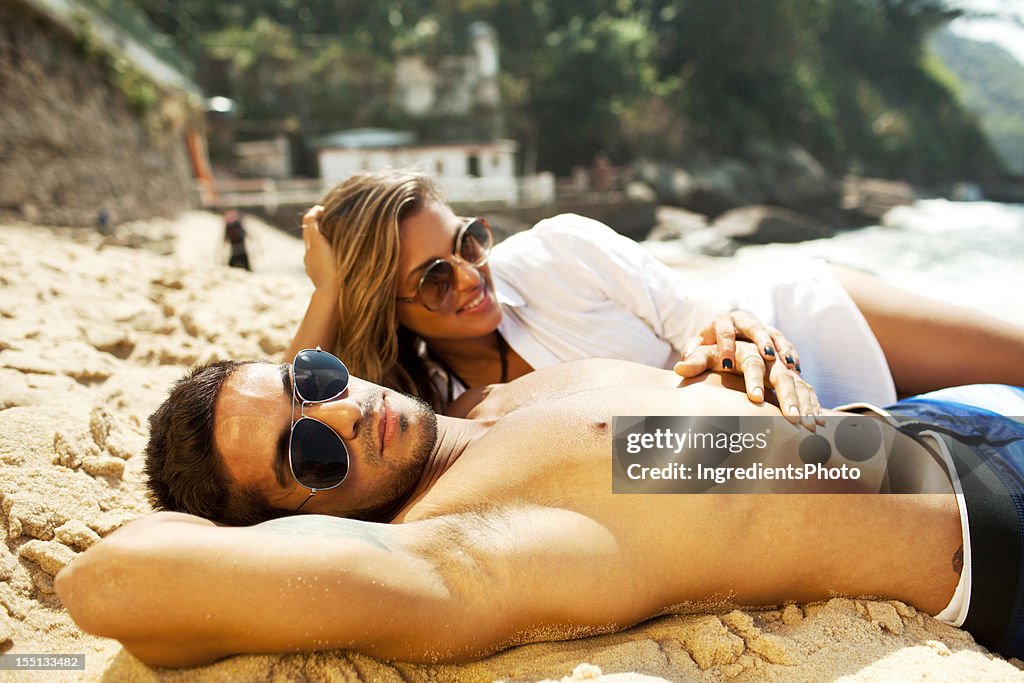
[1,212,1022,682]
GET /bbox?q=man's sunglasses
[396,217,493,312]
[289,348,351,512]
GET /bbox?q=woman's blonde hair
[319,169,447,410]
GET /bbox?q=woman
[287,170,1024,416]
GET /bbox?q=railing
[196,178,326,211]
[196,174,559,211]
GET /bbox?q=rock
[635,145,852,224]
[625,181,657,204]
[749,143,841,210]
[978,180,1024,204]
[842,175,917,219]
[951,182,982,201]
[646,206,710,241]
[663,227,738,257]
[635,158,767,217]
[712,205,833,243]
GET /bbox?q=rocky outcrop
[712,205,833,244]
[841,176,917,219]
[0,0,194,226]
[748,143,841,211]
[634,144,846,224]
[646,205,709,241]
[634,157,767,218]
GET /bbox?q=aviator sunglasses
[396,217,494,312]
[289,348,351,512]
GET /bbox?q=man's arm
[56,508,637,668]
[57,511,482,667]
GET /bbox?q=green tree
[123,0,1003,181]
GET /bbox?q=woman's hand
[675,340,823,431]
[302,205,339,290]
[679,309,802,374]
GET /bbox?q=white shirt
[492,214,720,371]
[484,213,897,408]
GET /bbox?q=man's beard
[347,393,438,522]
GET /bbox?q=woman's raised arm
[284,205,341,360]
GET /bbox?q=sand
[1,212,1022,682]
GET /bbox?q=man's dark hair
[144,360,287,526]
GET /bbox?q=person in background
[96,208,111,236]
[223,209,251,271]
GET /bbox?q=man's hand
[302,205,339,290]
[675,340,823,431]
[679,309,802,375]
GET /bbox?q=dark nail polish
[722,358,733,370]
[764,346,776,357]
[785,355,795,365]
[795,364,802,373]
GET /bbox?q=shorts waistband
[889,409,1024,658]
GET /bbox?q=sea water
[661,199,1024,325]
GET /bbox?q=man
[56,348,1023,668]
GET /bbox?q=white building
[317,129,524,204]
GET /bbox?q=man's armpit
[411,504,619,596]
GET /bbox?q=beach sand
[1,213,1021,681]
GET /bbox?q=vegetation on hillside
[126,0,1006,181]
[929,27,1024,174]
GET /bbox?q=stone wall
[0,0,194,226]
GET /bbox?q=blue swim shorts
[886,385,1024,659]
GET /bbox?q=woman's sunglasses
[289,348,351,512]
[396,217,494,312]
